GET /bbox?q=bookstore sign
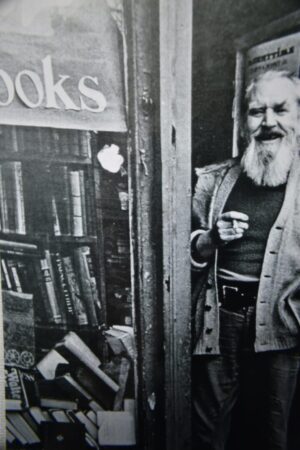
[0,29,126,131]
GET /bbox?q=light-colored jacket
[192,153,300,355]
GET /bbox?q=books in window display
[0,125,92,158]
[1,242,100,328]
[51,167,90,237]
[22,163,91,237]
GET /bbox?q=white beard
[241,134,297,187]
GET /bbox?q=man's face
[246,77,299,154]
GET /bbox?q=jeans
[192,307,300,450]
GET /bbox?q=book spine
[13,161,26,234]
[62,256,89,326]
[51,165,71,236]
[33,260,53,323]
[79,131,91,158]
[1,259,12,290]
[16,126,25,154]
[5,367,23,405]
[7,412,40,444]
[52,129,60,155]
[59,331,101,369]
[58,333,118,393]
[6,259,22,292]
[51,195,61,236]
[2,162,16,233]
[70,130,80,156]
[6,428,16,445]
[0,240,38,252]
[6,419,28,445]
[69,170,84,237]
[43,127,52,154]
[73,247,98,326]
[0,165,7,232]
[82,246,101,315]
[53,252,76,326]
[40,256,62,324]
[79,170,87,235]
[61,130,69,155]
[16,260,34,294]
[11,126,19,152]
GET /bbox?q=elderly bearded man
[191,70,300,450]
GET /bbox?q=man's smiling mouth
[256,132,283,141]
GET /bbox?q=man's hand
[214,211,249,244]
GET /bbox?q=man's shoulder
[195,157,238,178]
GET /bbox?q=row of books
[48,165,94,237]
[1,244,102,329]
[0,125,92,158]
[6,332,136,448]
[0,161,93,237]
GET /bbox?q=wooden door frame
[159,1,193,449]
[125,0,193,449]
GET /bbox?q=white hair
[245,70,300,106]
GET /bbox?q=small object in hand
[232,219,239,231]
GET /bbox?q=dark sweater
[218,172,286,278]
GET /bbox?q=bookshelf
[1,125,135,449]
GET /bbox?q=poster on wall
[246,31,300,82]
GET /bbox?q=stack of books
[6,332,135,449]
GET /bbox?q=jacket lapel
[211,162,242,225]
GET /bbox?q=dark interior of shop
[192,2,300,449]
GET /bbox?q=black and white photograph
[1,1,300,449]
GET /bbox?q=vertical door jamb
[160,1,193,449]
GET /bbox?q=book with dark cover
[0,239,38,253]
[1,161,24,233]
[50,165,71,236]
[41,422,86,450]
[62,256,89,327]
[22,162,51,234]
[72,365,116,410]
[38,374,92,409]
[6,366,39,411]
[5,366,24,410]
[73,246,100,326]
[40,250,63,325]
[16,258,35,294]
[1,259,12,290]
[5,258,23,292]
[52,252,76,327]
[3,289,35,369]
[79,130,91,158]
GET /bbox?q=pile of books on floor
[6,331,136,449]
